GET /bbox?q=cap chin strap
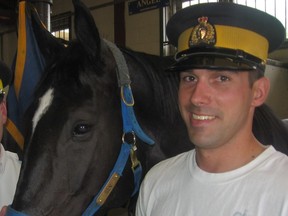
[169,46,266,73]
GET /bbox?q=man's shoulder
[0,144,21,175]
[145,150,194,179]
[5,150,21,164]
[269,146,288,165]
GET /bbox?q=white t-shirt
[136,146,288,216]
[0,144,21,207]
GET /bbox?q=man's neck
[195,137,267,173]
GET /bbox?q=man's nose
[190,80,211,106]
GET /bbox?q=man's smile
[192,113,216,120]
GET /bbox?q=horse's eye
[73,123,92,137]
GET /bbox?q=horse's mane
[121,48,180,123]
[34,40,107,98]
[253,104,288,154]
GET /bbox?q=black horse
[7,0,288,215]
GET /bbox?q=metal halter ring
[122,131,136,145]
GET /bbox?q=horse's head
[11,0,141,215]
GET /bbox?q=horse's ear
[72,0,101,60]
[30,5,65,62]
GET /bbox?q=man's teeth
[192,113,215,120]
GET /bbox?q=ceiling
[0,0,18,26]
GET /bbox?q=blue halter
[6,40,154,216]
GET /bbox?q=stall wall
[125,5,160,55]
[0,28,17,66]
[266,64,288,119]
[52,0,160,54]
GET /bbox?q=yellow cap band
[178,25,269,61]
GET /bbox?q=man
[136,3,288,216]
[0,60,21,208]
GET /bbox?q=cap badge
[189,16,216,47]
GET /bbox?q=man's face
[178,69,263,150]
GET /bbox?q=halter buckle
[130,145,140,171]
[121,85,134,106]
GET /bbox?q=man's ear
[0,101,7,124]
[252,76,270,107]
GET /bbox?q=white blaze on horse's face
[32,88,54,134]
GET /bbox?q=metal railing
[162,0,288,56]
[182,0,288,37]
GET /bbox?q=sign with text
[128,0,170,15]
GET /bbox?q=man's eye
[218,75,230,82]
[183,75,196,82]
